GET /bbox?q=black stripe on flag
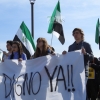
[53,21,65,45]
[13,35,31,59]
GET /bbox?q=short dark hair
[7,40,13,46]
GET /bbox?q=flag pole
[29,0,36,39]
[51,33,53,46]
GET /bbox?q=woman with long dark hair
[31,37,54,59]
[8,41,27,60]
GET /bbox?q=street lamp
[29,0,36,39]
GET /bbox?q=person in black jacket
[62,28,93,100]
[62,28,93,68]
[88,57,100,100]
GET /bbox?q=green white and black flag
[95,18,100,49]
[47,1,65,45]
[13,21,36,59]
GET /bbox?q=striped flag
[47,1,65,45]
[95,18,100,49]
[13,21,36,59]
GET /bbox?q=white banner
[0,51,86,100]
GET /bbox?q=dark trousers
[87,79,98,100]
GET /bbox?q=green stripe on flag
[20,22,36,51]
[47,1,61,33]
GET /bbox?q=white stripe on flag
[55,10,62,24]
[53,31,60,38]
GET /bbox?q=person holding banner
[89,58,100,100]
[62,28,93,100]
[8,41,27,61]
[63,28,93,68]
[62,28,93,75]
[31,37,53,59]
[2,40,13,61]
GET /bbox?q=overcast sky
[0,0,100,57]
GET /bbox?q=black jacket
[68,41,93,66]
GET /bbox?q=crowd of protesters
[1,28,100,100]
